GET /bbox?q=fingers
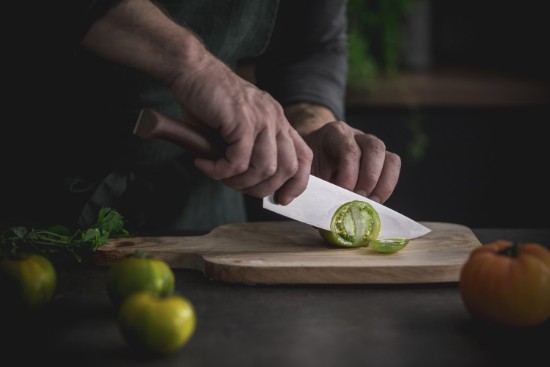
[272,128,313,205]
[350,133,387,197]
[222,127,300,198]
[305,121,401,205]
[223,128,278,190]
[345,133,401,204]
[202,127,278,185]
[193,131,255,180]
[195,123,312,203]
[367,152,401,203]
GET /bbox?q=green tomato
[118,292,196,355]
[0,254,57,311]
[106,253,175,309]
[318,200,409,254]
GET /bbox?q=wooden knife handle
[134,108,221,159]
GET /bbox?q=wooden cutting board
[93,221,481,285]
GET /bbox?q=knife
[134,108,431,239]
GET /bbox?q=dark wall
[431,0,550,82]
[379,0,550,228]
[345,105,549,229]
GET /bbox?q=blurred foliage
[347,0,428,164]
[347,0,417,89]
[405,110,428,164]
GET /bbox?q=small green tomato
[106,252,175,309]
[118,292,196,355]
[0,253,57,311]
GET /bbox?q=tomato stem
[497,241,519,257]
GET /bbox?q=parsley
[0,208,131,262]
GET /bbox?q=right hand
[79,0,311,204]
[168,50,313,205]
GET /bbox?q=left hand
[285,103,401,204]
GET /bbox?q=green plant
[347,0,428,165]
[0,208,130,262]
[347,0,417,88]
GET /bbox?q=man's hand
[80,0,313,205]
[285,103,401,204]
[169,53,313,205]
[304,123,401,204]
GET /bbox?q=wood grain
[93,221,481,285]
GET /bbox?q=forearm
[79,0,206,85]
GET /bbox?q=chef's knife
[134,108,431,239]
[263,177,430,239]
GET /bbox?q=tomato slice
[369,238,410,253]
[319,200,381,247]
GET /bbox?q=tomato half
[118,292,196,355]
[318,200,381,247]
[106,252,175,309]
[0,253,57,311]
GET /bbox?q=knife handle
[134,108,221,159]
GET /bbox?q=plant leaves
[0,208,131,262]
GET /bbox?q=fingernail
[276,195,291,205]
[278,199,288,205]
[355,190,367,197]
[369,195,381,203]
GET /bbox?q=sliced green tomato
[369,238,410,254]
[319,200,381,247]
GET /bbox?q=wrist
[159,29,210,87]
[284,103,337,136]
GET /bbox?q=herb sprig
[0,208,131,262]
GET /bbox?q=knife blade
[134,108,431,239]
[263,177,430,239]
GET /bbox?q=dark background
[431,0,550,83]
[248,0,550,230]
[345,106,550,229]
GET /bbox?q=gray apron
[67,0,279,231]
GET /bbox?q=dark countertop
[3,228,549,367]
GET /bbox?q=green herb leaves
[0,208,130,262]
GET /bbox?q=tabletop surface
[2,228,549,367]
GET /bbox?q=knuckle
[282,159,299,177]
[302,146,314,163]
[260,163,278,178]
[331,120,348,130]
[364,134,386,153]
[339,142,362,161]
[231,161,249,176]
